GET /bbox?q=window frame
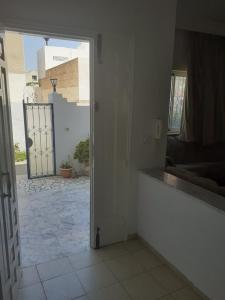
[32,75,37,81]
[168,70,187,135]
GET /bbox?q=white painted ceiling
[177,0,225,22]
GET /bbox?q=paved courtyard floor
[17,175,90,267]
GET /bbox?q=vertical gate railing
[23,101,56,179]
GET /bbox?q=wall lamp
[50,78,58,92]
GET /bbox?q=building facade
[37,44,90,103]
[26,70,38,84]
[5,31,26,103]
[5,31,27,149]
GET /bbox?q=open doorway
[5,31,92,267]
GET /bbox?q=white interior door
[0,34,21,300]
[92,33,134,246]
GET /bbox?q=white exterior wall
[26,70,38,83]
[10,102,26,150]
[48,93,89,174]
[38,44,90,102]
[37,47,45,79]
[8,73,26,150]
[138,172,225,300]
[8,73,26,103]
[78,57,90,101]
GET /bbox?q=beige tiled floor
[18,239,204,300]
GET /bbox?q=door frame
[0,35,22,300]
[1,26,96,248]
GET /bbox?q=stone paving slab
[17,175,90,266]
[17,175,89,194]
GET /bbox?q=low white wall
[48,93,89,175]
[78,57,90,101]
[15,161,27,175]
[9,73,26,150]
[10,102,26,150]
[138,171,225,300]
[8,73,26,104]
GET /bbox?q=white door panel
[0,35,21,300]
[93,33,134,246]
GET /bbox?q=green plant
[14,143,26,162]
[74,138,89,165]
[14,143,20,152]
[26,81,39,86]
[60,160,72,169]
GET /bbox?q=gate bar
[23,100,31,179]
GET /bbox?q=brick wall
[39,58,79,102]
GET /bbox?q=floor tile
[18,283,46,300]
[105,254,144,280]
[149,265,186,292]
[159,296,175,300]
[68,249,102,270]
[43,272,85,300]
[133,249,163,271]
[122,272,167,300]
[88,283,131,300]
[76,263,117,292]
[100,243,129,261]
[37,257,73,281]
[171,287,203,300]
[20,265,40,288]
[123,239,146,254]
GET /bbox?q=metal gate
[23,102,56,179]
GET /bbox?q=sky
[24,35,81,71]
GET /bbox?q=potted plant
[59,160,73,178]
[74,138,89,175]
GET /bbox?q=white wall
[0,0,178,244]
[37,44,90,102]
[176,0,225,37]
[26,70,38,83]
[37,47,45,79]
[48,93,89,174]
[8,73,26,150]
[10,102,26,150]
[78,57,90,101]
[138,172,225,300]
[8,73,26,103]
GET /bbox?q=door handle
[2,172,11,198]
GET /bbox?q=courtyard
[17,175,90,267]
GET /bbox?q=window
[32,75,37,81]
[53,55,68,62]
[168,71,187,133]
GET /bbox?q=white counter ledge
[137,169,225,300]
[141,168,225,214]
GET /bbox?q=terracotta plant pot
[60,168,73,178]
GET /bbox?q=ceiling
[176,0,225,35]
[177,0,225,23]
